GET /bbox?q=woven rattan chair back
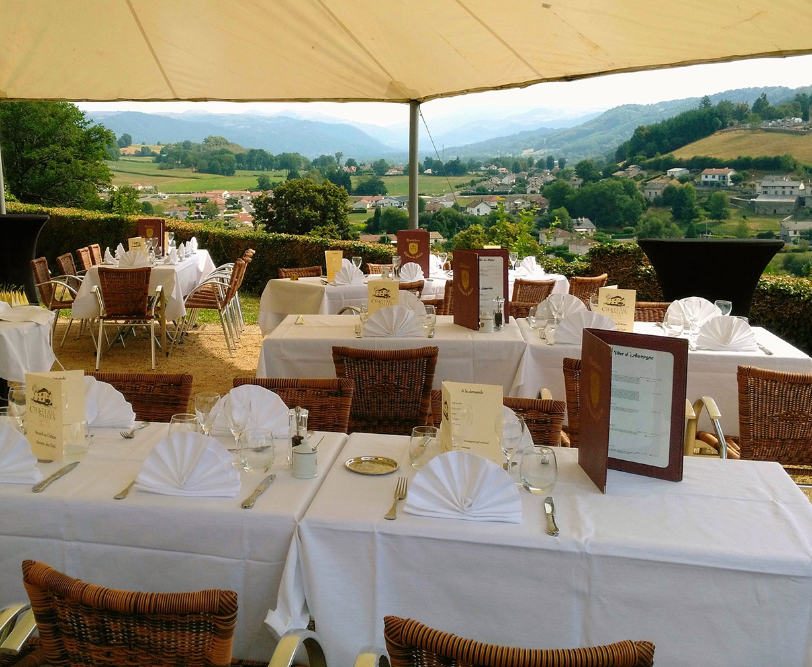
[278,266,321,278]
[76,247,93,273]
[22,560,237,667]
[503,397,566,447]
[56,253,79,278]
[30,258,57,308]
[508,301,538,319]
[233,378,354,433]
[399,280,425,298]
[366,263,393,275]
[511,278,556,303]
[634,302,671,322]
[97,267,151,317]
[563,357,582,448]
[241,248,256,263]
[383,617,654,667]
[737,365,812,476]
[332,346,438,435]
[88,244,102,266]
[440,283,453,315]
[85,372,193,421]
[225,258,247,302]
[568,273,608,307]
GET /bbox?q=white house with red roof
[700,168,736,187]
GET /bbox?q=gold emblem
[590,371,601,408]
[408,241,418,255]
[145,229,154,238]
[459,268,473,296]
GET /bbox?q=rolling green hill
[672,129,812,163]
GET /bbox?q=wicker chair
[332,346,438,435]
[399,280,424,298]
[85,372,193,421]
[737,365,812,478]
[508,301,539,319]
[511,278,555,303]
[634,302,671,322]
[562,357,581,447]
[383,616,654,667]
[366,263,393,275]
[88,243,103,266]
[92,267,161,370]
[55,253,84,287]
[278,265,321,278]
[30,257,78,346]
[21,560,237,667]
[76,247,93,273]
[233,377,354,433]
[568,273,608,307]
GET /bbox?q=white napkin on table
[118,250,150,268]
[553,311,617,346]
[399,262,424,282]
[164,248,179,265]
[696,316,758,351]
[211,384,289,436]
[334,264,365,285]
[362,305,424,337]
[115,243,126,259]
[537,294,586,319]
[341,258,353,269]
[429,254,442,275]
[83,376,135,428]
[0,424,43,484]
[135,432,240,497]
[190,237,198,252]
[666,298,721,328]
[517,256,545,278]
[398,289,426,317]
[103,247,117,265]
[404,451,522,523]
[177,242,185,258]
[0,303,55,325]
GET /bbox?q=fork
[120,422,150,439]
[384,477,408,520]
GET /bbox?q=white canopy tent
[2,0,812,220]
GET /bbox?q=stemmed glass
[437,252,448,270]
[225,394,251,468]
[681,297,703,340]
[496,412,525,476]
[352,256,363,270]
[508,251,519,271]
[194,392,221,436]
[7,385,26,433]
[392,255,402,278]
[715,300,732,316]
[520,446,558,494]
[547,294,565,330]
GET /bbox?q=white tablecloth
[0,424,347,661]
[516,319,812,432]
[71,250,216,321]
[257,315,530,395]
[0,316,57,382]
[258,275,450,334]
[269,433,812,667]
[507,270,569,300]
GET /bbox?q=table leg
[160,290,167,356]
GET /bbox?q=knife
[544,496,559,537]
[757,342,773,355]
[32,461,80,493]
[241,473,276,509]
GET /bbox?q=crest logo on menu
[408,241,419,256]
[373,287,392,299]
[459,267,473,296]
[605,295,625,307]
[31,385,53,407]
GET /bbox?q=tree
[334,151,343,167]
[117,133,132,148]
[354,175,387,196]
[542,179,572,210]
[366,207,382,234]
[0,101,114,207]
[733,221,749,239]
[558,157,566,169]
[252,178,353,240]
[106,186,141,216]
[684,222,698,238]
[371,159,390,177]
[636,211,682,239]
[549,207,572,230]
[451,224,487,250]
[324,167,352,193]
[705,191,730,220]
[545,155,555,170]
[699,95,712,109]
[202,201,221,219]
[574,159,601,184]
[671,183,698,222]
[796,93,811,122]
[379,208,409,234]
[257,174,272,190]
[345,157,358,169]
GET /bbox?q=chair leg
[59,318,74,347]
[150,321,156,369]
[219,310,234,357]
[95,320,104,370]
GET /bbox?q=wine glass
[437,252,448,269]
[352,256,363,270]
[225,394,251,467]
[7,385,26,433]
[194,391,220,436]
[392,255,402,278]
[496,412,525,476]
[168,413,198,437]
[520,446,558,494]
[422,304,437,337]
[715,300,732,316]
[547,294,565,330]
[681,297,703,340]
[508,251,519,271]
[409,426,441,469]
[663,310,684,337]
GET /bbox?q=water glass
[168,413,198,437]
[392,255,402,278]
[409,426,442,469]
[194,392,221,435]
[422,304,437,337]
[715,300,733,316]
[352,256,363,270]
[663,310,684,337]
[241,428,275,473]
[7,385,26,433]
[588,293,600,311]
[527,305,538,329]
[681,297,703,338]
[520,446,558,494]
[63,421,91,461]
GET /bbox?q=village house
[760,176,805,197]
[779,216,812,244]
[164,206,190,220]
[569,176,583,189]
[429,231,446,245]
[572,217,596,235]
[700,168,736,187]
[666,167,689,179]
[384,167,404,176]
[359,234,397,244]
[129,183,156,192]
[540,228,574,246]
[466,199,497,216]
[642,179,677,202]
[568,237,600,256]
[612,165,644,179]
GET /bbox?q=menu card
[578,329,688,492]
[128,237,147,255]
[595,287,636,332]
[367,279,399,314]
[440,381,504,465]
[397,229,430,278]
[138,218,165,255]
[325,250,344,282]
[24,370,85,462]
[452,249,510,331]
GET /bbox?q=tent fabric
[2,0,812,103]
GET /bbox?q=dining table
[0,423,347,661]
[257,314,532,396]
[0,314,57,384]
[266,432,812,667]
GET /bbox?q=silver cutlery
[544,496,559,536]
[311,435,325,451]
[32,461,80,493]
[384,476,408,520]
[120,422,150,439]
[241,473,276,509]
[757,342,774,355]
[114,480,136,500]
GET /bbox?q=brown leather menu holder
[397,229,430,278]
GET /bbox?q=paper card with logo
[397,229,430,277]
[367,279,399,314]
[595,287,636,332]
[440,381,504,465]
[128,237,147,255]
[325,250,344,282]
[24,370,85,462]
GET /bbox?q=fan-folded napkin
[0,424,42,484]
[696,316,758,351]
[115,243,126,259]
[177,242,186,258]
[553,310,617,346]
[135,432,240,497]
[341,258,353,269]
[103,247,117,264]
[537,294,586,320]
[0,302,55,325]
[666,298,720,327]
[399,262,424,282]
[83,376,135,428]
[516,256,545,278]
[334,264,365,285]
[404,451,522,523]
[397,290,426,317]
[118,250,150,268]
[362,305,424,337]
[211,384,289,435]
[164,248,180,265]
[429,254,442,275]
[190,237,198,252]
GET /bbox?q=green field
[109,159,286,193]
[351,174,473,196]
[673,129,812,163]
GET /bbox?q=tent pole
[0,142,6,214]
[408,100,419,229]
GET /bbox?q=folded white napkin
[404,451,522,523]
[118,250,150,268]
[334,264,365,285]
[399,262,425,282]
[666,297,721,328]
[211,384,289,436]
[363,305,424,337]
[502,405,534,450]
[164,248,179,265]
[83,376,135,428]
[537,293,586,319]
[135,432,240,497]
[0,303,55,325]
[429,254,442,275]
[190,237,198,252]
[553,310,617,346]
[397,289,426,317]
[696,315,758,351]
[115,243,126,259]
[516,256,545,277]
[103,247,117,265]
[341,257,353,269]
[0,423,43,484]
[177,242,185,258]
